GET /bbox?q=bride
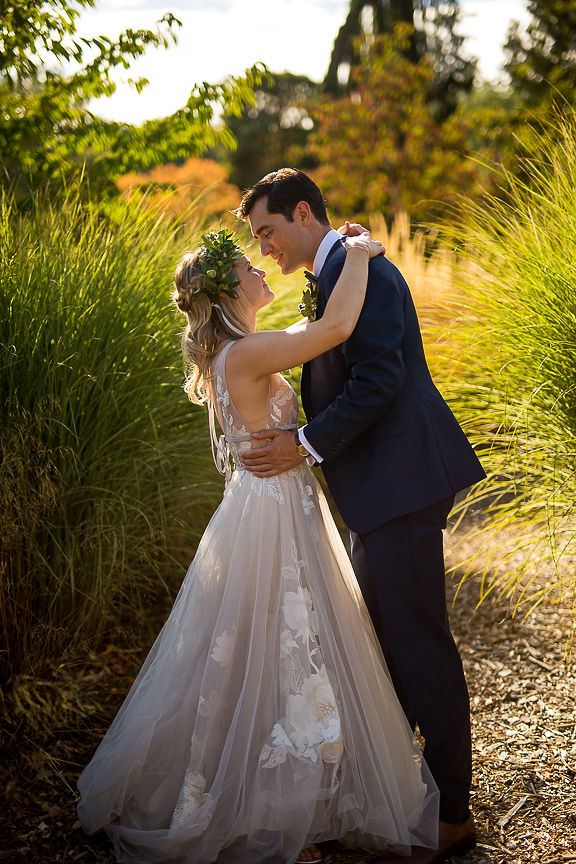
[77,228,439,864]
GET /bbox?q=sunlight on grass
[434,113,576,619]
[0,188,225,688]
[370,211,457,309]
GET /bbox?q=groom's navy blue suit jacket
[301,240,485,534]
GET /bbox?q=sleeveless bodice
[208,340,298,478]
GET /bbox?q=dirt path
[1,530,575,863]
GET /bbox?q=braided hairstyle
[172,249,250,405]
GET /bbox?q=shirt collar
[313,228,343,277]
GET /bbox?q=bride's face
[234,255,274,312]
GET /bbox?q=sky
[76,0,532,125]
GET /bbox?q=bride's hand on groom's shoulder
[337,220,368,237]
[345,232,384,259]
[338,221,385,256]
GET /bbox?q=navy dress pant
[350,496,472,824]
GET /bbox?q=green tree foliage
[309,25,482,224]
[455,81,542,188]
[0,0,266,197]
[324,0,416,91]
[1,0,96,83]
[421,1,476,120]
[504,0,576,109]
[458,2,576,189]
[323,0,476,119]
[221,72,319,190]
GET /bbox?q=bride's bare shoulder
[224,336,273,385]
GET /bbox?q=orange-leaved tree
[307,24,485,224]
[116,157,240,223]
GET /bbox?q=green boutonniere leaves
[298,270,318,320]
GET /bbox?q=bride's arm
[232,233,382,379]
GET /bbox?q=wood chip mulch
[1,523,575,864]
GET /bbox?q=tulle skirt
[77,464,439,863]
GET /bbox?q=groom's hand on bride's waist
[240,429,304,477]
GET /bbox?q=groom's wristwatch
[295,433,316,466]
[296,440,309,458]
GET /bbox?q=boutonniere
[298,270,318,321]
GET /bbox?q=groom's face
[248,197,312,275]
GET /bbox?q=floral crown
[195,229,244,300]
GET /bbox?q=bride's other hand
[338,222,385,255]
[337,220,369,237]
[344,231,384,258]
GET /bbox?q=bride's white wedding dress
[77,341,439,864]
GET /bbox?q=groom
[236,168,485,864]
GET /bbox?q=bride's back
[210,340,298,439]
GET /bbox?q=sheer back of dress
[207,340,298,477]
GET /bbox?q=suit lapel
[302,238,344,404]
[321,238,344,277]
[316,238,344,317]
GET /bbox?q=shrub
[0,188,223,688]
[116,158,241,224]
[438,113,576,614]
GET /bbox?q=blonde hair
[172,250,251,404]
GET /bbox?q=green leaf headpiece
[196,229,244,300]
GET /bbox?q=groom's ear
[293,200,312,227]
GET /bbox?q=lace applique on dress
[210,628,236,666]
[259,539,344,772]
[269,382,296,425]
[170,770,209,830]
[208,371,250,480]
[294,469,316,516]
[215,373,249,438]
[247,472,284,504]
[197,689,220,717]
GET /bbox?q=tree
[422,1,477,120]
[0,0,266,197]
[116,157,241,223]
[324,0,415,92]
[323,0,476,119]
[309,25,482,224]
[504,0,576,110]
[454,82,526,173]
[220,72,319,189]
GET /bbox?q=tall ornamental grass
[0,189,227,691]
[438,114,576,616]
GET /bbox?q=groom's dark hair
[235,168,330,225]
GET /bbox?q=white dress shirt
[312,228,343,277]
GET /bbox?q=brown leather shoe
[370,815,477,864]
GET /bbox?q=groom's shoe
[370,816,476,864]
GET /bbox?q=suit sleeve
[303,257,406,462]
